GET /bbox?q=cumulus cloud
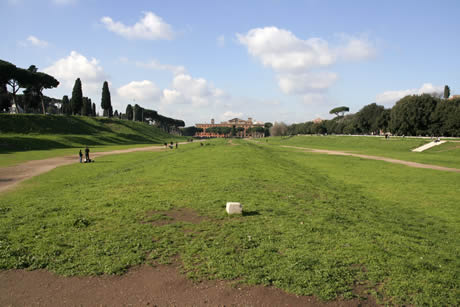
[277,71,338,94]
[222,111,243,119]
[21,35,49,48]
[135,59,186,75]
[117,80,162,102]
[375,83,444,106]
[237,27,376,100]
[101,11,174,40]
[43,51,107,98]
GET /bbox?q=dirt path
[0,264,375,307]
[0,143,190,193]
[280,145,460,173]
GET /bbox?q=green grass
[0,114,185,166]
[265,135,460,168]
[0,139,458,305]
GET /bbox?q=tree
[101,81,112,117]
[356,103,385,134]
[133,104,142,121]
[0,83,9,112]
[70,78,83,115]
[92,102,96,117]
[82,97,92,116]
[2,61,33,113]
[114,110,119,118]
[32,71,59,114]
[126,104,133,120]
[444,85,450,99]
[270,122,288,136]
[61,95,71,115]
[329,106,350,117]
[390,94,438,136]
[108,105,113,118]
[264,122,273,137]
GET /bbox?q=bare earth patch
[0,264,378,307]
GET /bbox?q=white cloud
[337,34,376,61]
[135,59,186,75]
[117,80,162,102]
[375,83,444,106]
[237,27,335,73]
[237,27,376,100]
[21,35,49,48]
[43,51,107,99]
[277,71,338,94]
[222,111,243,119]
[217,35,225,47]
[101,11,174,40]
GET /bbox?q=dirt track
[0,264,376,307]
[0,145,176,193]
[280,145,460,173]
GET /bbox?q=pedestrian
[85,146,90,162]
[176,142,178,149]
[79,149,83,163]
[164,142,167,148]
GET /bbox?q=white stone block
[226,202,243,215]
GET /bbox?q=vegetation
[70,78,83,115]
[270,122,288,136]
[0,139,458,305]
[329,106,349,117]
[205,126,232,135]
[289,94,460,137]
[100,81,112,117]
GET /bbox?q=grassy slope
[0,139,458,305]
[266,135,460,168]
[0,114,185,166]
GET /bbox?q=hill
[0,114,184,153]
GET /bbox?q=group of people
[79,146,92,163]
[164,141,179,149]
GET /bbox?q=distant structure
[313,117,323,124]
[448,95,460,100]
[195,117,264,138]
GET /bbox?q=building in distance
[195,117,265,138]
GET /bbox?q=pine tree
[70,78,83,115]
[101,81,112,117]
[444,85,450,99]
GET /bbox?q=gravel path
[280,145,460,172]
[0,143,188,193]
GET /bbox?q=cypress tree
[61,95,70,115]
[444,85,450,99]
[70,78,83,115]
[126,104,133,120]
[101,81,112,117]
[92,103,96,117]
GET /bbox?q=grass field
[0,114,184,166]
[0,138,458,305]
[266,135,460,168]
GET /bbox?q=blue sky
[2,0,459,125]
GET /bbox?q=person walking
[85,146,90,162]
[175,142,178,149]
[79,149,83,163]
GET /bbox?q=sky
[2,0,460,126]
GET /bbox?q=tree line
[288,92,459,137]
[1,58,185,133]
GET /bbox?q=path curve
[0,143,190,194]
[280,145,460,173]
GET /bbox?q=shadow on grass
[243,210,261,216]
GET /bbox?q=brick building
[195,117,264,138]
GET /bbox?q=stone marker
[226,202,242,215]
